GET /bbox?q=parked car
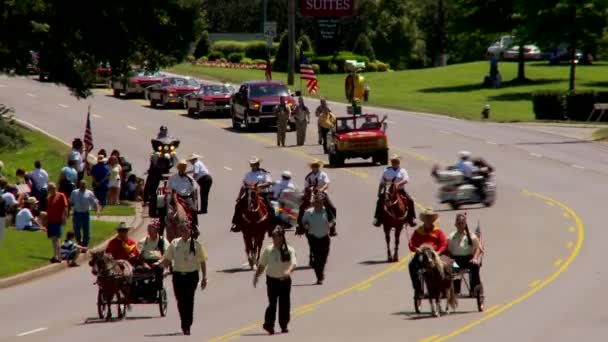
[326,114,389,166]
[111,70,164,98]
[146,76,200,108]
[502,45,542,61]
[184,84,233,117]
[231,81,296,130]
[93,63,112,87]
[545,44,590,65]
[487,36,515,58]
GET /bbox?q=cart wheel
[97,289,108,319]
[159,288,168,317]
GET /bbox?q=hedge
[310,52,370,74]
[227,52,245,63]
[532,91,608,121]
[532,91,565,120]
[207,50,225,61]
[212,40,279,60]
[564,91,596,121]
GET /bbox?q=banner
[300,0,355,17]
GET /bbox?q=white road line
[486,141,497,145]
[17,327,48,337]
[438,130,450,134]
[25,93,37,97]
[58,104,69,108]
[126,125,137,130]
[223,166,233,171]
[530,152,543,157]
[92,114,102,118]
[385,120,396,124]
[571,164,585,169]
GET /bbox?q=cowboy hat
[308,159,324,167]
[389,154,401,162]
[116,222,132,230]
[249,156,261,164]
[26,196,38,204]
[419,208,439,221]
[97,155,108,162]
[176,159,188,167]
[186,153,202,161]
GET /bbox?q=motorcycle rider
[272,171,297,200]
[143,126,179,207]
[455,151,485,200]
[373,155,417,227]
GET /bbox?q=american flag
[300,50,318,94]
[84,106,94,153]
[265,57,272,81]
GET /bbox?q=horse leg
[242,232,253,268]
[393,226,402,262]
[428,294,436,317]
[383,225,392,262]
[105,290,113,321]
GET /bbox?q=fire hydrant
[481,104,490,119]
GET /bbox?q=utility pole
[287,0,295,85]
[263,0,267,27]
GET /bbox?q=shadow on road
[217,267,251,274]
[507,140,592,146]
[178,113,231,121]
[143,332,183,337]
[241,332,273,337]
[434,206,485,213]
[359,260,390,265]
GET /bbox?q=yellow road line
[419,334,440,342]
[568,226,576,232]
[546,201,555,206]
[566,241,574,249]
[562,212,570,218]
[433,191,584,341]
[554,259,563,266]
[483,304,500,314]
[528,280,540,288]
[293,307,316,316]
[356,284,372,291]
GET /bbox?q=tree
[0,0,206,98]
[353,34,376,61]
[419,0,450,66]
[194,31,211,59]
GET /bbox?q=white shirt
[168,174,196,196]
[305,171,330,188]
[302,207,332,238]
[258,244,297,279]
[456,160,475,178]
[272,179,297,199]
[191,160,209,180]
[243,170,272,192]
[380,167,409,189]
[28,168,49,190]
[15,208,35,229]
[68,150,85,172]
[1,192,18,207]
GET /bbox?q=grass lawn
[168,61,608,122]
[0,219,118,278]
[593,127,608,141]
[0,127,135,217]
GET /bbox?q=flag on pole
[299,50,318,94]
[84,106,94,153]
[265,57,272,81]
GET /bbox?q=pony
[379,182,408,262]
[235,183,271,269]
[419,244,458,317]
[164,192,192,242]
[89,250,133,321]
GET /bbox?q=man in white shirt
[231,157,273,232]
[301,197,335,284]
[300,160,337,236]
[272,171,297,200]
[187,153,212,214]
[373,155,417,227]
[28,160,49,211]
[16,197,41,231]
[168,160,200,228]
[68,138,86,182]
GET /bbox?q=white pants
[0,217,5,242]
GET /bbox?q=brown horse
[165,193,191,242]
[89,250,133,321]
[235,184,271,269]
[419,244,458,317]
[379,182,408,262]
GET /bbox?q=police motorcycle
[144,127,180,218]
[269,175,302,230]
[431,164,496,210]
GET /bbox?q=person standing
[90,155,110,207]
[154,224,208,336]
[68,181,101,247]
[274,96,291,147]
[107,155,122,205]
[315,98,335,151]
[301,196,334,284]
[254,227,297,335]
[294,96,310,146]
[28,161,49,211]
[46,183,69,263]
[187,153,212,215]
[59,160,78,197]
[68,138,86,182]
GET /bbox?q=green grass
[0,219,118,278]
[168,61,608,122]
[593,127,608,141]
[0,127,136,217]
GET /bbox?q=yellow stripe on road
[419,335,440,342]
[528,280,540,288]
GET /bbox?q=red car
[231,81,296,130]
[183,84,234,117]
[146,76,200,108]
[111,70,164,98]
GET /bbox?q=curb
[0,204,146,290]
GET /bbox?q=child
[61,231,87,266]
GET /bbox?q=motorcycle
[270,189,303,229]
[431,166,496,210]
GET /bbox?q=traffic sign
[264,22,277,39]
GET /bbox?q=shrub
[227,52,245,63]
[532,91,565,120]
[273,32,290,72]
[376,61,390,72]
[185,55,195,63]
[353,34,376,61]
[211,40,247,56]
[311,64,321,73]
[197,56,208,62]
[564,91,596,121]
[207,50,224,61]
[328,62,338,73]
[194,31,210,59]
[244,41,269,60]
[298,33,314,54]
[0,105,28,152]
[310,52,369,74]
[252,59,266,65]
[366,62,378,72]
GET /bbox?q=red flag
[84,106,94,153]
[265,58,272,81]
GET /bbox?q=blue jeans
[73,212,91,247]
[94,185,108,206]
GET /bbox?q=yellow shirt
[448,231,479,257]
[138,236,169,261]
[164,237,207,273]
[318,111,336,129]
[258,244,297,279]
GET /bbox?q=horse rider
[271,171,297,200]
[301,195,335,285]
[274,96,291,147]
[230,156,274,233]
[447,213,482,295]
[408,208,448,297]
[299,160,337,236]
[373,155,417,228]
[106,222,140,266]
[294,96,310,146]
[168,160,200,228]
[187,153,212,214]
[315,98,336,152]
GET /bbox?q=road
[0,75,606,342]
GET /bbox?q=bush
[227,52,245,63]
[197,56,208,62]
[376,61,390,72]
[252,59,266,65]
[366,62,378,72]
[273,32,290,72]
[207,50,225,61]
[0,105,27,152]
[532,91,565,120]
[185,55,195,63]
[328,62,338,73]
[310,52,369,74]
[194,31,210,59]
[244,41,269,60]
[311,64,320,73]
[353,34,376,61]
[211,40,247,56]
[564,91,596,121]
[298,34,314,54]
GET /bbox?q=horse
[235,183,272,269]
[419,244,458,317]
[89,250,133,321]
[379,182,409,262]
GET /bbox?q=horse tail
[447,282,458,311]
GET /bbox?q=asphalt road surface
[0,75,606,342]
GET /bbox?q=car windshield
[136,71,161,77]
[162,77,198,87]
[200,85,230,95]
[249,84,289,98]
[336,115,380,131]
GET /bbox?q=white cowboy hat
[389,154,401,162]
[249,156,261,164]
[116,222,132,230]
[97,155,108,162]
[308,159,324,167]
[458,151,471,159]
[281,170,292,178]
[186,153,202,161]
[419,208,439,221]
[176,159,188,167]
[26,196,38,204]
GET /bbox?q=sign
[315,18,339,55]
[300,0,355,17]
[264,22,277,40]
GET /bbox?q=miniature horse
[236,184,271,269]
[379,182,408,262]
[165,193,192,242]
[419,244,458,317]
[89,250,133,321]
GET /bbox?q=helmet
[159,125,168,132]
[459,151,471,159]
[281,170,292,179]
